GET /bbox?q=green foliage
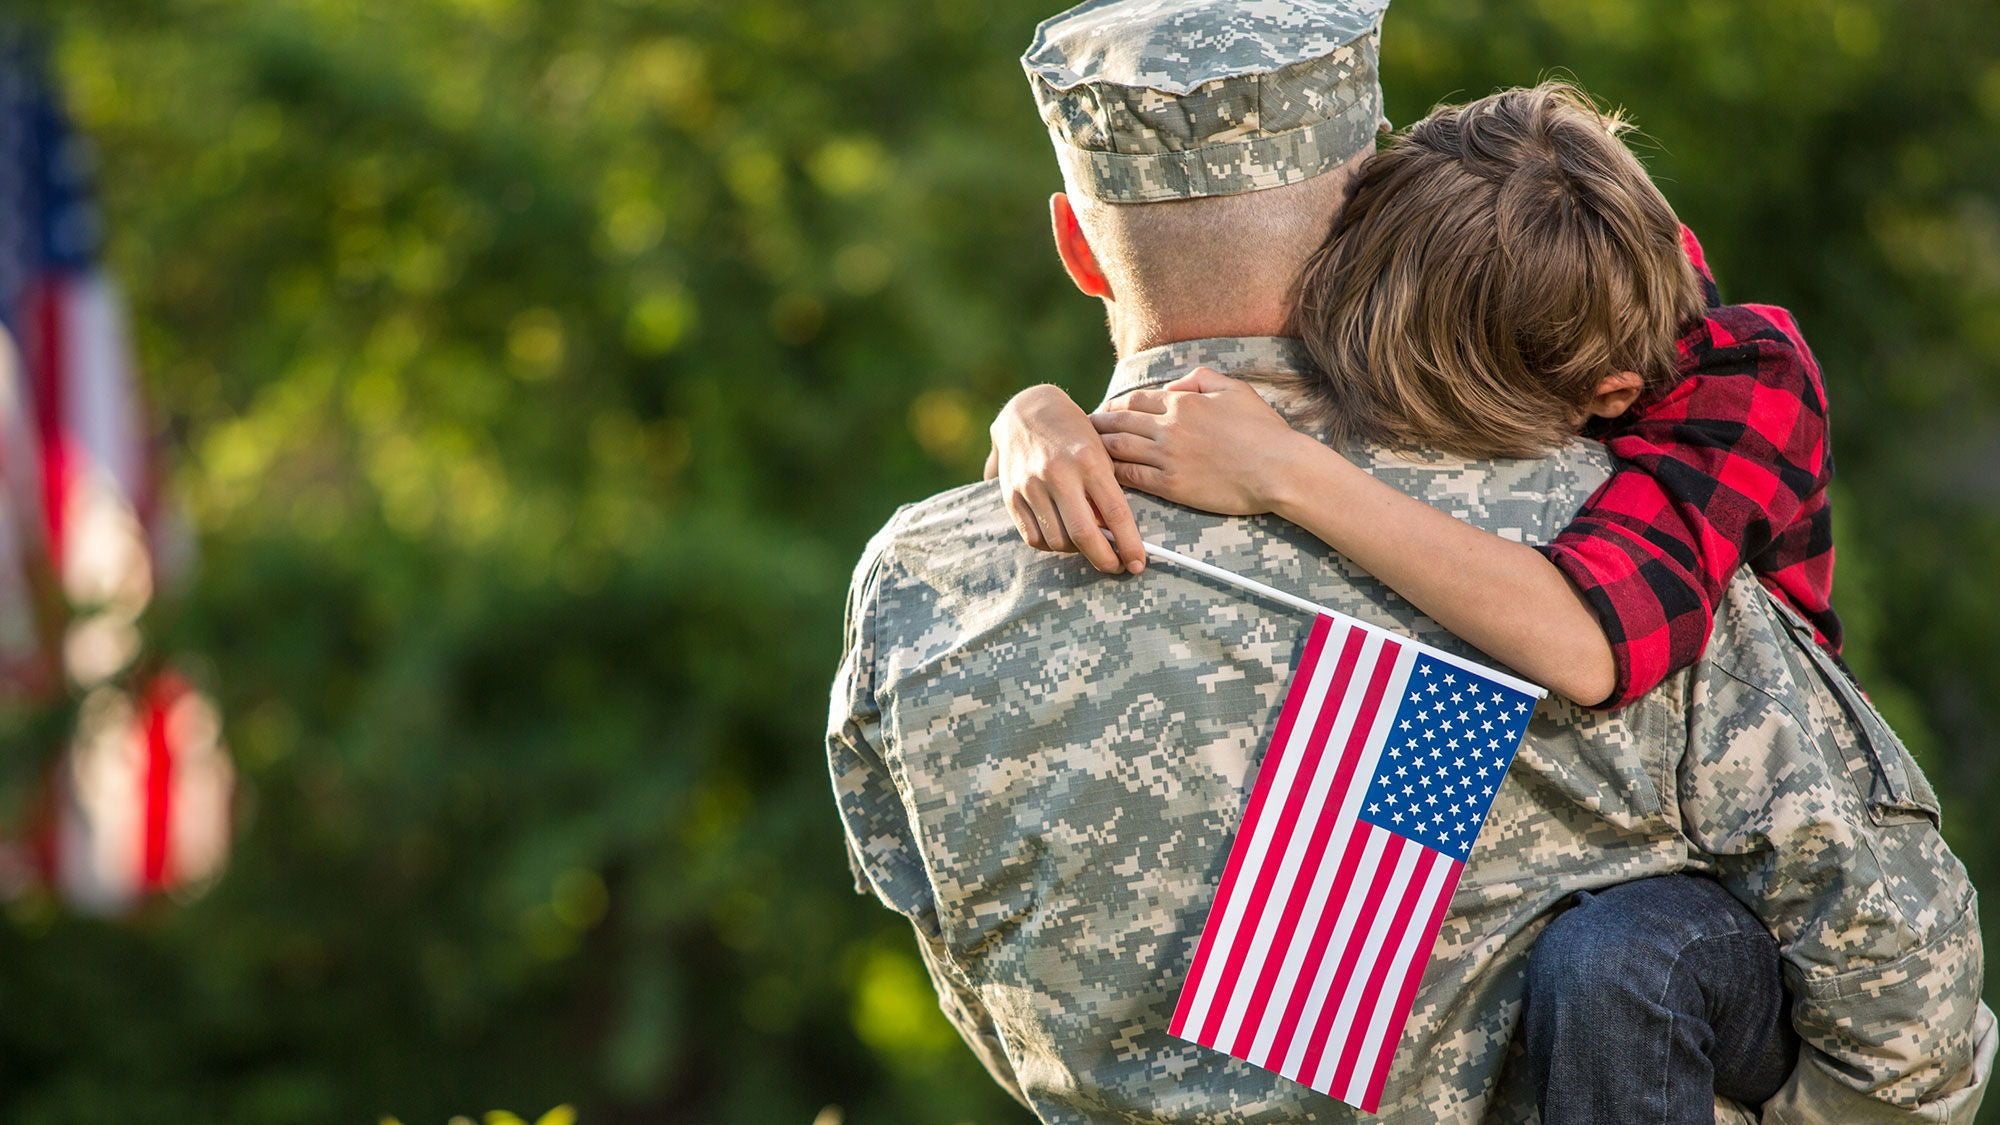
[7,0,1997,1121]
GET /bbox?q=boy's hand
[990,384,1147,575]
[1093,367,1316,516]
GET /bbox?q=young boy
[985,84,1979,1120]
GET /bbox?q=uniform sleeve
[828,533,1030,1104]
[910,920,1031,1109]
[1680,575,1991,1119]
[1542,301,1830,708]
[826,529,936,926]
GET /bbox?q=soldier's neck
[1109,304,1291,360]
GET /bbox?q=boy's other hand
[990,384,1146,575]
[1093,367,1316,517]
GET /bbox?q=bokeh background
[4,0,1998,1121]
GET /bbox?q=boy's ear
[1050,192,1114,300]
[1584,371,1645,420]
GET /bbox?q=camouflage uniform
[829,338,1994,1122]
[830,1,1993,1119]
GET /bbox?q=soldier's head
[1023,0,1390,357]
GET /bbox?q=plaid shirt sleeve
[1540,228,1835,708]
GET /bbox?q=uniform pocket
[1765,593,1941,829]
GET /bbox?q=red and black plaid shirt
[1540,227,1840,708]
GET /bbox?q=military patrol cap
[1022,0,1390,204]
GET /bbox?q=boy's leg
[1523,874,1798,1125]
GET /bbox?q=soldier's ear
[1051,192,1114,300]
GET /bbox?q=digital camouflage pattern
[1023,0,1388,203]
[827,336,1995,1123]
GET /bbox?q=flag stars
[1360,660,1527,857]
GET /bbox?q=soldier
[827,1,1994,1120]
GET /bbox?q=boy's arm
[1095,369,1618,704]
[1266,443,1620,704]
[1542,300,1831,706]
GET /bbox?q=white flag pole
[1140,540,1549,700]
[1141,542,1339,620]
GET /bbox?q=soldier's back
[856,436,1704,1122]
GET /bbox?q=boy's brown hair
[1290,82,1704,459]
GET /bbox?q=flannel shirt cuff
[1538,523,1705,709]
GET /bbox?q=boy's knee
[1529,876,1750,1003]
[1530,897,1660,1004]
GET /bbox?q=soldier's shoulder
[848,480,1018,594]
[875,479,1014,557]
[1353,437,1615,543]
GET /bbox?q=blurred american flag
[0,30,230,913]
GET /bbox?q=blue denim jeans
[1523,874,1798,1124]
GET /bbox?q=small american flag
[1170,611,1539,1113]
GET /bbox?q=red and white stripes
[2,273,229,913]
[1171,614,1464,1113]
[37,671,233,912]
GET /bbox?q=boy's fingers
[1090,410,1163,438]
[1162,366,1235,394]
[1112,461,1169,496]
[1119,389,1174,415]
[1098,431,1165,466]
[1089,478,1146,573]
[1057,481,1123,573]
[1005,492,1049,551]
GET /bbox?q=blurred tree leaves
[7,0,1997,1121]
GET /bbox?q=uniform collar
[1101,335,1318,406]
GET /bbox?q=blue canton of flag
[0,31,103,334]
[1356,654,1536,860]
